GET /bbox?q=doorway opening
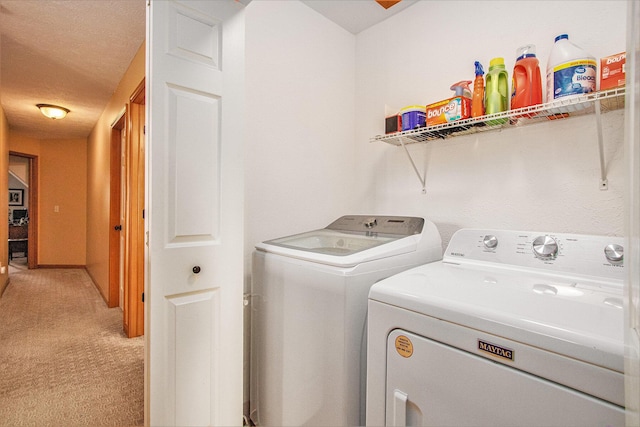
[8,152,38,272]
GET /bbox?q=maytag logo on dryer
[478,340,514,362]
[449,252,465,257]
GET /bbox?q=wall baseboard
[37,264,87,269]
[83,266,110,305]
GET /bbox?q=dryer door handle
[392,389,408,427]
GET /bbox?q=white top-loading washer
[367,228,625,426]
[249,215,442,427]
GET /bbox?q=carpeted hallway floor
[0,264,144,426]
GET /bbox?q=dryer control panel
[444,228,625,282]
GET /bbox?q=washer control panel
[444,228,624,281]
[326,215,425,236]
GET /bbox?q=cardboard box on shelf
[600,52,625,90]
[425,96,471,127]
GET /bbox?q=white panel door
[146,1,246,425]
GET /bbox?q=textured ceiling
[0,0,146,140]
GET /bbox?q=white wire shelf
[371,87,626,146]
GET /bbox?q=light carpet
[0,266,144,426]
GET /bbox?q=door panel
[168,290,219,426]
[168,3,220,67]
[166,86,220,244]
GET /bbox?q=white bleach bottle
[546,34,597,103]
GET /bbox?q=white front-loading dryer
[249,215,442,427]
[367,228,625,426]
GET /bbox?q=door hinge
[142,292,145,303]
[142,209,145,219]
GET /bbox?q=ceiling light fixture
[375,0,402,9]
[37,104,70,120]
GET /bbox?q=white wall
[355,0,628,248]
[245,0,356,252]
[244,0,356,411]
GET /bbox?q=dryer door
[385,329,624,426]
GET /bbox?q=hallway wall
[8,133,87,267]
[85,42,145,304]
[0,106,9,296]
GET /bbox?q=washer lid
[369,261,624,373]
[257,230,423,267]
[263,229,399,256]
[256,216,440,267]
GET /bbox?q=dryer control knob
[483,235,498,249]
[532,236,558,259]
[604,244,624,263]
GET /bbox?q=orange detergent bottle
[471,61,485,118]
[511,45,543,112]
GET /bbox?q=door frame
[9,151,38,269]
[109,112,126,308]
[108,78,146,337]
[125,78,146,338]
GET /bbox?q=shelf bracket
[399,137,426,194]
[595,99,608,190]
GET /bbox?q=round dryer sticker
[395,335,413,358]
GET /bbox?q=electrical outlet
[54,205,59,213]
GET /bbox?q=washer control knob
[532,236,559,259]
[364,218,377,229]
[483,235,498,249]
[604,244,624,263]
